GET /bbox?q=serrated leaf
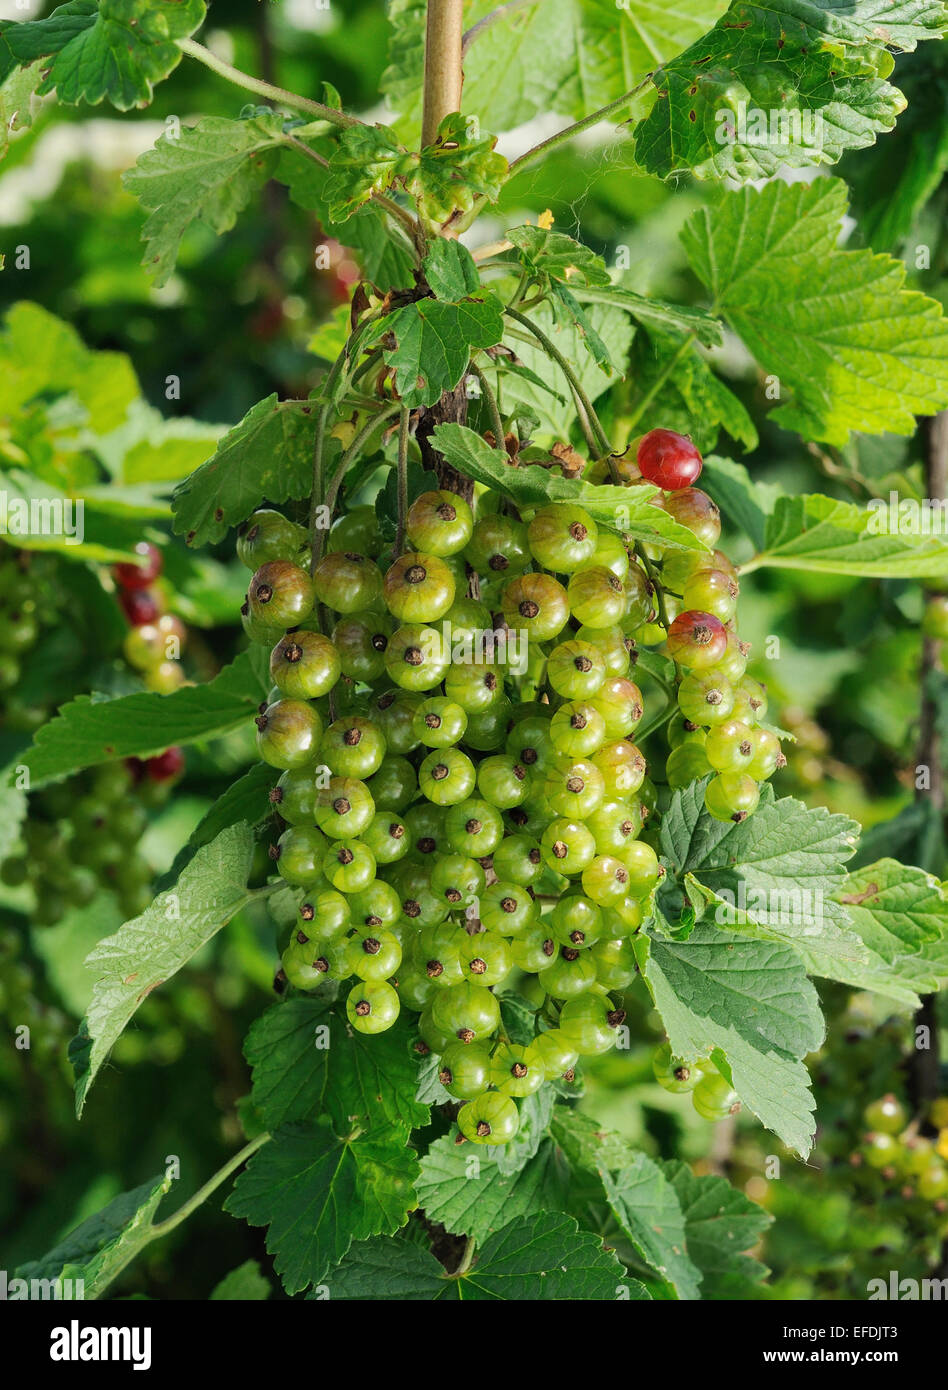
[570,285,723,349]
[329,1211,644,1301]
[225,1122,417,1296]
[430,424,708,551]
[171,394,318,547]
[643,923,824,1156]
[657,1159,771,1298]
[245,998,430,1134]
[210,1260,271,1301]
[415,1135,569,1243]
[379,295,504,409]
[0,0,205,111]
[15,1173,170,1300]
[73,824,255,1115]
[548,1107,637,1174]
[662,783,862,962]
[836,859,948,962]
[599,1152,702,1299]
[124,113,287,286]
[22,648,269,786]
[632,0,948,182]
[423,237,481,301]
[682,178,948,446]
[743,492,948,578]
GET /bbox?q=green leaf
[632,0,947,181]
[599,1152,702,1299]
[430,424,708,551]
[124,113,287,286]
[224,1121,418,1296]
[657,1159,771,1298]
[276,143,415,292]
[663,783,862,963]
[415,1134,569,1243]
[15,1173,170,1300]
[494,1088,554,1177]
[700,455,783,551]
[643,923,824,1156]
[548,1106,637,1175]
[0,0,206,111]
[210,1260,271,1300]
[502,301,633,437]
[73,824,255,1115]
[745,492,948,579]
[682,179,948,446]
[0,301,138,431]
[327,113,506,229]
[627,331,758,454]
[379,295,504,409]
[171,394,317,547]
[329,1212,644,1300]
[836,859,948,962]
[424,238,481,301]
[0,467,165,565]
[0,763,28,865]
[456,1211,631,1301]
[0,59,41,158]
[22,648,269,786]
[245,998,430,1134]
[570,285,723,349]
[507,225,611,289]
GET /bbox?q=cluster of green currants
[857,1093,948,1208]
[0,544,68,732]
[627,430,785,822]
[652,1040,741,1120]
[0,927,68,1065]
[237,488,665,1146]
[1,761,172,924]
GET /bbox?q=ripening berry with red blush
[636,430,703,490]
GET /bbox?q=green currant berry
[465,514,530,576]
[322,837,376,892]
[347,979,400,1033]
[458,1090,519,1145]
[678,671,735,727]
[591,740,646,798]
[591,936,637,989]
[477,754,531,809]
[361,811,412,864]
[491,835,543,887]
[406,490,474,556]
[331,611,393,682]
[490,1041,545,1096]
[543,759,605,820]
[296,887,351,943]
[547,639,608,699]
[501,572,569,642]
[682,568,739,624]
[705,719,758,773]
[559,993,624,1053]
[430,853,485,911]
[666,742,712,788]
[255,699,322,770]
[510,927,557,974]
[541,817,597,875]
[327,505,382,558]
[419,747,477,805]
[864,1093,908,1135]
[383,552,456,623]
[652,1040,703,1093]
[568,566,629,628]
[413,696,469,748]
[312,551,383,614]
[458,930,512,986]
[576,624,633,676]
[667,610,728,671]
[365,755,417,812]
[532,1028,579,1080]
[550,701,608,758]
[704,772,760,823]
[431,980,501,1044]
[480,880,539,935]
[352,927,402,981]
[270,630,341,699]
[322,715,387,779]
[248,560,315,629]
[692,1071,741,1120]
[438,1040,493,1098]
[538,945,598,998]
[550,893,603,948]
[275,824,329,886]
[384,624,450,691]
[371,689,421,754]
[590,676,643,739]
[582,854,631,906]
[237,509,307,569]
[314,776,375,838]
[527,503,598,572]
[444,799,504,856]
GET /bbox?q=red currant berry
[113,542,163,591]
[636,429,702,489]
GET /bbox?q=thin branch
[634,541,671,632]
[462,0,534,55]
[506,306,612,455]
[507,76,654,180]
[150,1133,271,1240]
[471,360,505,446]
[177,38,362,127]
[282,133,330,169]
[317,404,403,564]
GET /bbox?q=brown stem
[422,0,464,147]
[910,408,948,1120]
